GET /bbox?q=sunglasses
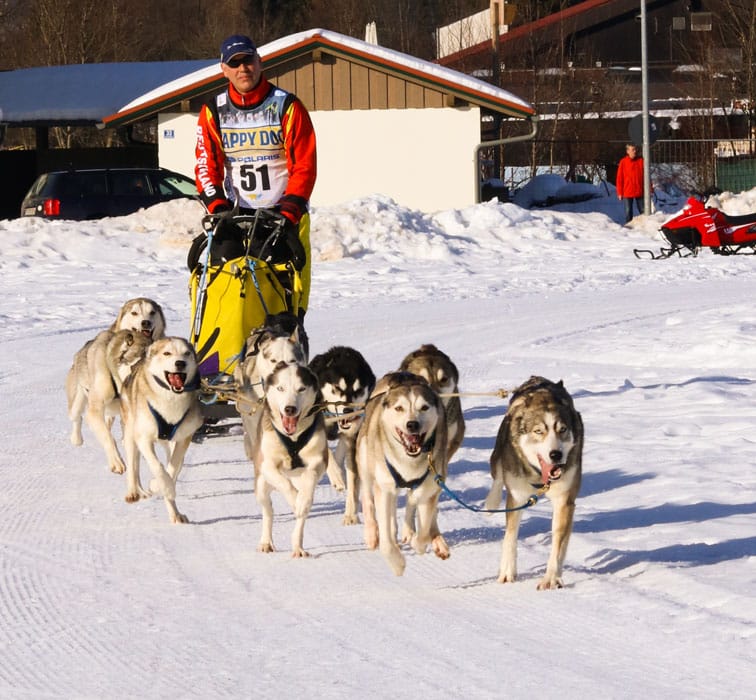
[226,54,256,68]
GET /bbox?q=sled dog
[399,344,465,458]
[234,315,308,462]
[109,297,166,340]
[66,298,163,472]
[120,337,203,523]
[310,346,376,525]
[398,344,465,542]
[356,371,449,576]
[484,376,583,589]
[253,361,328,556]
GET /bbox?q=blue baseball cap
[220,35,257,64]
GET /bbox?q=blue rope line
[430,468,546,514]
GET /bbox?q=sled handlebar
[201,207,287,232]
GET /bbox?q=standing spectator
[616,143,644,223]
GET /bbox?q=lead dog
[66,297,165,472]
[310,346,376,525]
[398,344,464,542]
[120,337,203,523]
[484,376,583,589]
[253,361,328,557]
[356,371,449,576]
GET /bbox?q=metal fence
[483,138,756,195]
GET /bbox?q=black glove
[282,218,306,271]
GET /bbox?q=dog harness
[147,403,193,441]
[272,414,321,469]
[385,431,436,490]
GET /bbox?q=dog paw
[410,534,428,554]
[70,432,83,447]
[431,535,450,560]
[400,525,416,544]
[386,551,406,576]
[110,461,125,475]
[171,512,189,524]
[342,514,360,526]
[257,542,275,553]
[291,549,310,558]
[537,576,564,590]
[497,572,516,584]
[125,489,149,504]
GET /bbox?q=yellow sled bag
[188,211,306,378]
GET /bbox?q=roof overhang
[102,28,535,129]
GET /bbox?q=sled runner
[188,208,305,430]
[634,195,756,260]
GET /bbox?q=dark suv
[20,167,198,220]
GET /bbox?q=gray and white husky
[484,376,583,589]
[120,337,203,524]
[66,296,164,472]
[356,371,450,576]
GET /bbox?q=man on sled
[191,33,317,379]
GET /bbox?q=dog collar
[148,403,192,441]
[272,415,320,469]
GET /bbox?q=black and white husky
[310,346,376,525]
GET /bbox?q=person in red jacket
[616,143,644,223]
[195,34,317,314]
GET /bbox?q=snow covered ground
[1,184,755,698]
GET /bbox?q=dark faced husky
[309,346,376,525]
[356,371,450,576]
[66,296,165,473]
[120,337,203,523]
[253,362,328,557]
[484,376,583,589]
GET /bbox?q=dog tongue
[166,372,185,391]
[282,414,298,435]
[537,454,553,485]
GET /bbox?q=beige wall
[158,106,481,213]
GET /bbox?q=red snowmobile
[634,195,756,259]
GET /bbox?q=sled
[634,195,756,260]
[188,208,304,433]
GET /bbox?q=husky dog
[484,376,583,589]
[120,337,203,523]
[66,297,164,472]
[399,344,465,458]
[356,371,450,576]
[109,297,166,341]
[399,344,465,542]
[234,316,308,462]
[310,346,376,525]
[253,362,328,557]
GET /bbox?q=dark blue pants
[623,196,643,222]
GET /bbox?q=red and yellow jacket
[195,76,317,224]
